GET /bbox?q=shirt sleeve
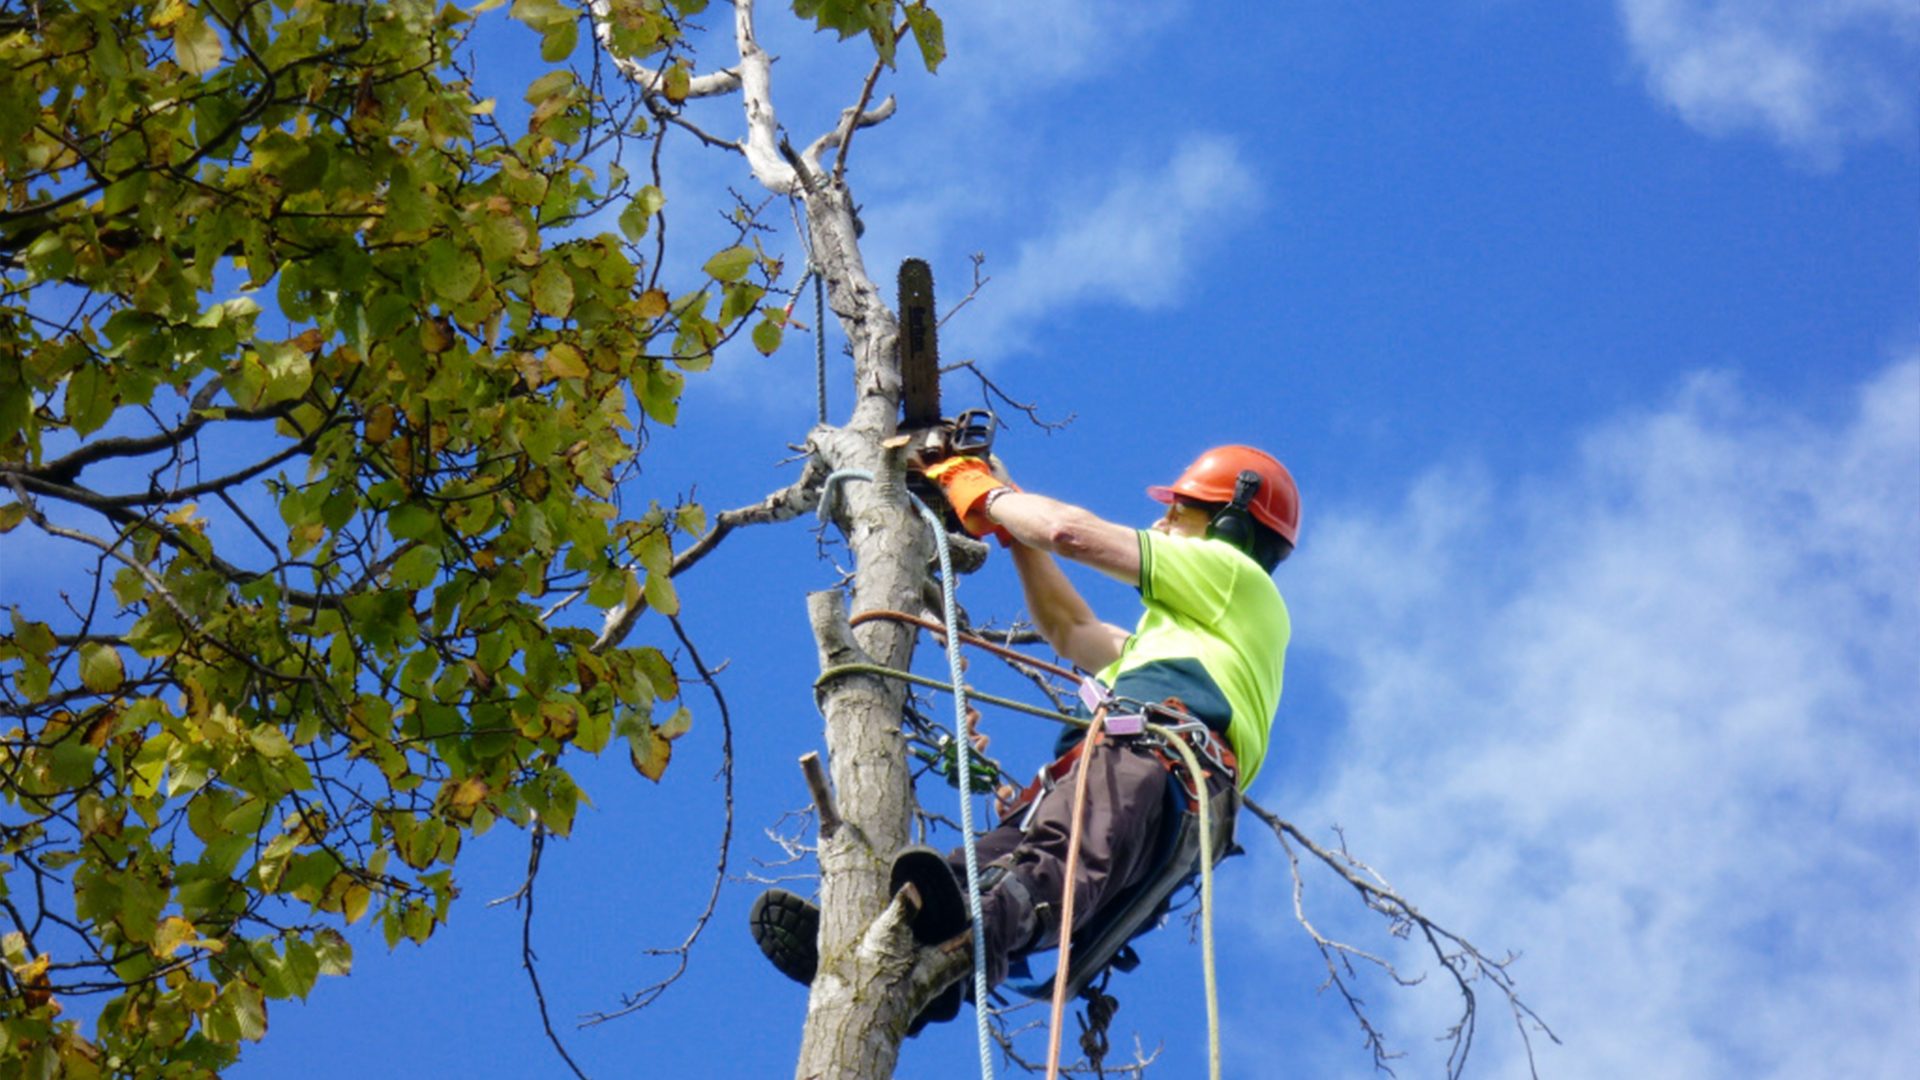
[1137,531,1242,625]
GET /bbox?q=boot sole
[749,888,820,986]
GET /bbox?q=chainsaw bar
[898,258,941,429]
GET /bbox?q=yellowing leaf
[149,0,189,29]
[152,916,199,959]
[174,12,225,76]
[343,884,372,925]
[545,343,588,379]
[314,928,352,976]
[628,723,671,781]
[663,63,691,102]
[437,776,490,821]
[364,403,397,444]
[183,980,218,1012]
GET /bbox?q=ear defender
[1205,470,1263,554]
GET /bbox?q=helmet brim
[1145,485,1178,505]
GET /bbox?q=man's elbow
[1043,512,1104,560]
[1042,510,1136,577]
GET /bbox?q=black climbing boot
[749,888,820,986]
[907,981,964,1037]
[890,846,971,1036]
[888,846,969,946]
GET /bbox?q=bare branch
[1241,796,1560,1080]
[592,458,826,651]
[728,0,800,192]
[823,49,895,181]
[799,751,841,837]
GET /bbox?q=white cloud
[1243,357,1920,1078]
[942,134,1262,358]
[1615,0,1920,162]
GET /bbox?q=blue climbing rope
[819,469,996,1080]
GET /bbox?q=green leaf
[532,261,575,318]
[752,318,784,356]
[639,365,682,424]
[541,16,580,62]
[11,615,56,660]
[634,528,672,577]
[633,645,679,701]
[426,240,483,302]
[702,245,755,283]
[618,200,652,242]
[78,643,125,694]
[258,342,314,407]
[674,502,707,537]
[208,979,268,1043]
[904,3,947,72]
[65,362,115,436]
[719,282,766,325]
[643,569,678,617]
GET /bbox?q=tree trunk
[791,178,952,1080]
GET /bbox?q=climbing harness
[816,626,1230,1080]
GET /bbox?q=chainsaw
[897,258,998,518]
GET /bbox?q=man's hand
[923,456,1011,542]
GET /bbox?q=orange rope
[849,608,1082,682]
[1044,707,1107,1080]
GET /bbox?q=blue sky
[45,0,1913,1077]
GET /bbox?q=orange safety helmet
[1147,445,1301,545]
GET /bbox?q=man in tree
[754,445,1299,1027]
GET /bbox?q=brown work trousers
[946,737,1223,989]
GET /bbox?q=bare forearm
[985,490,1140,585]
[989,491,1134,671]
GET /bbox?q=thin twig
[577,614,737,1027]
[496,822,593,1080]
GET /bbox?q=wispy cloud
[941,134,1261,358]
[1240,357,1920,1077]
[1615,0,1920,163]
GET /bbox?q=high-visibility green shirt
[1094,531,1289,789]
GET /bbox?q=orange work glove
[923,456,1010,541]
